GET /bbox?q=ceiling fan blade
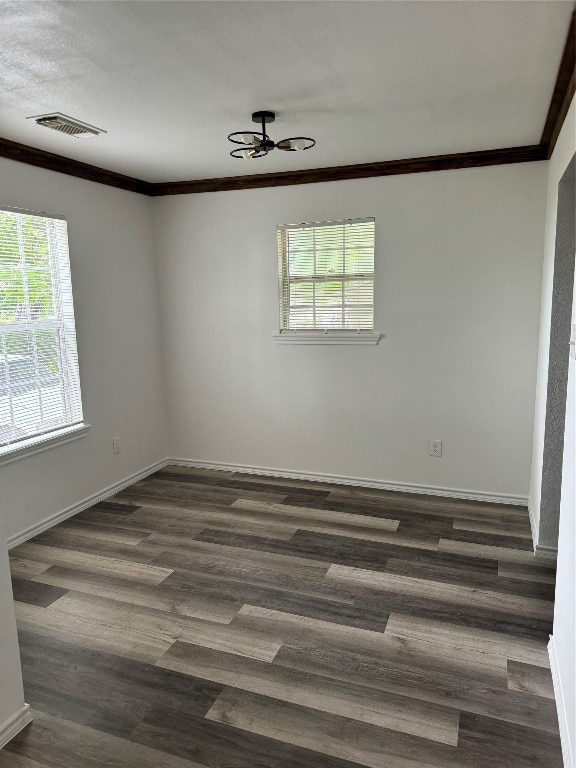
[276,137,315,151]
[230,146,269,159]
[228,130,265,146]
[241,133,263,146]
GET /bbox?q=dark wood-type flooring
[3,466,562,767]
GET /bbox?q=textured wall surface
[153,162,547,499]
[0,158,168,541]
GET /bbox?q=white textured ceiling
[0,1,573,182]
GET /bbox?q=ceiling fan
[228,111,315,159]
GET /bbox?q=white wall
[153,162,547,499]
[530,95,576,551]
[551,268,576,768]
[0,514,27,745]
[0,158,168,542]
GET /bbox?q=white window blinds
[0,206,84,449]
[277,217,375,331]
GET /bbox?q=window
[0,206,86,460]
[276,218,379,343]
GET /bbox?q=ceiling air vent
[28,113,106,138]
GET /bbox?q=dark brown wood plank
[541,9,576,157]
[149,146,545,195]
[0,137,152,194]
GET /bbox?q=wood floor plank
[452,519,532,539]
[231,604,506,687]
[135,499,414,547]
[32,528,161,563]
[10,577,68,608]
[125,502,299,540]
[273,642,560,734]
[15,601,172,664]
[205,688,463,768]
[87,500,141,515]
[9,558,51,580]
[135,475,289,503]
[457,712,563,767]
[157,468,332,498]
[384,612,550,667]
[232,603,391,655]
[152,549,355,603]
[18,630,224,735]
[384,558,555,601]
[140,532,332,573]
[497,562,556,583]
[438,539,554,568]
[164,568,390,632]
[7,467,561,768]
[3,709,206,768]
[441,529,534,552]
[0,754,51,768]
[507,660,555,699]
[48,591,281,662]
[53,520,151,545]
[158,641,460,745]
[132,704,369,768]
[326,564,554,620]
[32,565,242,624]
[356,587,552,641]
[232,498,400,531]
[12,542,173,585]
[289,529,499,573]
[324,490,512,522]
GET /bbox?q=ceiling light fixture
[228,111,315,159]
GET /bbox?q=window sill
[0,423,91,468]
[273,332,382,345]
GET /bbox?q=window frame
[275,217,381,345]
[0,205,89,465]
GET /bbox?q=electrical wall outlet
[112,436,122,454]
[429,439,442,457]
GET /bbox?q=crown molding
[540,9,575,159]
[0,136,153,195]
[148,145,545,195]
[0,11,572,196]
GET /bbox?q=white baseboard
[7,459,168,549]
[0,704,32,749]
[549,635,575,768]
[6,455,530,550]
[528,498,558,560]
[167,457,529,506]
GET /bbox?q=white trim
[549,635,575,768]
[528,496,539,546]
[0,204,66,221]
[7,459,168,549]
[278,217,375,231]
[0,704,32,749]
[167,458,529,506]
[0,423,91,468]
[528,498,558,559]
[273,332,382,345]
